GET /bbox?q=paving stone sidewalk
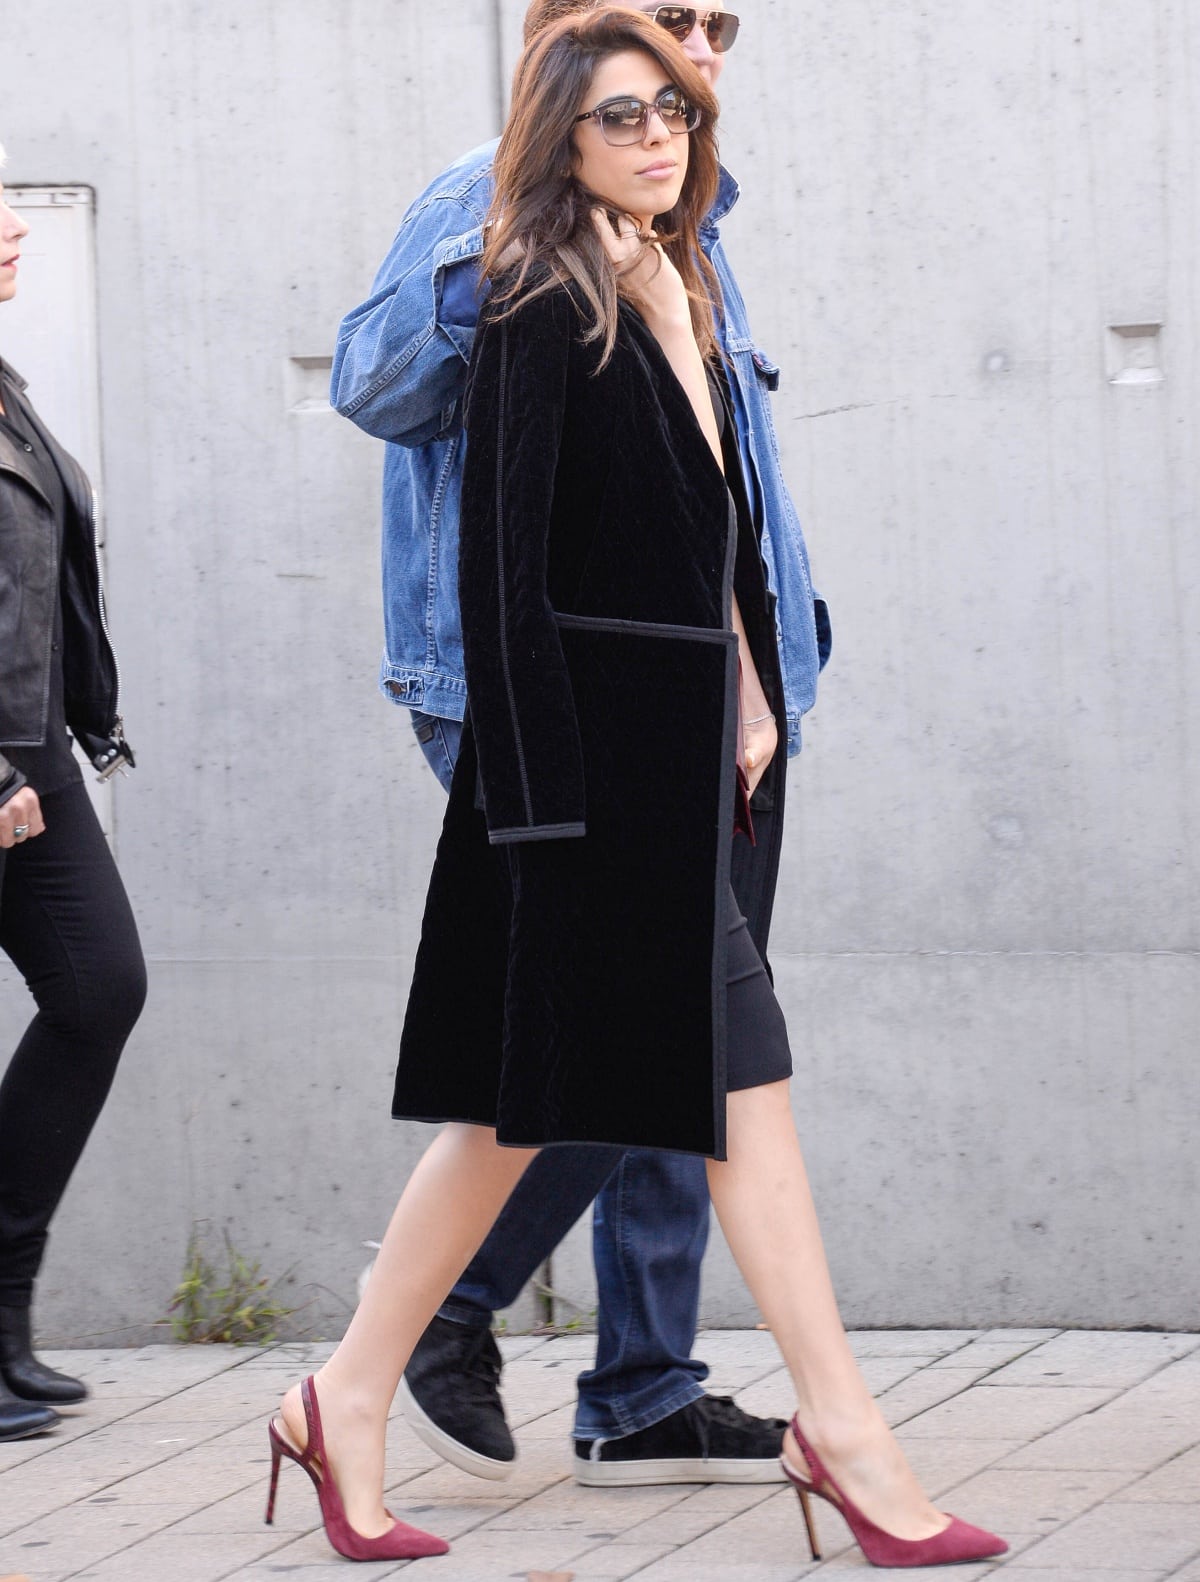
[1,1329,1197,1582]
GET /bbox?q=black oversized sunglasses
[575,85,702,146]
[645,6,741,53]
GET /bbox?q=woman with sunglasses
[272,12,1006,1568]
[333,0,813,1491]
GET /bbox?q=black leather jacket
[0,360,131,802]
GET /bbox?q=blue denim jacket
[332,140,830,756]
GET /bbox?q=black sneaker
[574,1395,788,1486]
[399,1315,516,1480]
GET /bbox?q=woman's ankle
[310,1366,390,1432]
[789,1398,893,1464]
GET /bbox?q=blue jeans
[411,711,711,1440]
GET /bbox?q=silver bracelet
[743,711,773,726]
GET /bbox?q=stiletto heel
[794,1483,823,1561]
[780,1415,1008,1569]
[265,1375,449,1561]
[265,1425,283,1525]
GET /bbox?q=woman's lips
[0,256,18,269]
[636,162,678,179]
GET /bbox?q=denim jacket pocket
[751,350,781,392]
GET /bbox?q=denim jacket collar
[703,164,741,234]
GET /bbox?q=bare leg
[706,1081,946,1541]
[281,1123,535,1537]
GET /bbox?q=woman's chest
[547,329,735,627]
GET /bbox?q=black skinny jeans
[0,779,146,1306]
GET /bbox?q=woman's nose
[1,203,31,241]
[642,107,673,146]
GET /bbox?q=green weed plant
[167,1227,293,1345]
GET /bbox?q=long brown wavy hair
[481,6,723,366]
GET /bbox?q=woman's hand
[590,208,690,332]
[591,207,721,469]
[732,593,777,795]
[0,785,45,849]
[743,715,778,795]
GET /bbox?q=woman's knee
[38,942,147,1048]
[91,946,148,1044]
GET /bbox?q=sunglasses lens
[706,11,739,51]
[653,7,696,43]
[656,88,689,126]
[598,100,650,144]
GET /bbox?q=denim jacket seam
[404,169,492,226]
[341,321,440,416]
[381,659,467,687]
[425,436,462,668]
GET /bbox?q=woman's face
[0,187,30,305]
[572,49,691,229]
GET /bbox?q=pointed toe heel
[781,1415,1008,1569]
[264,1375,449,1560]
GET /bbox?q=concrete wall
[3,0,1195,1343]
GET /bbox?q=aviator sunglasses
[645,5,741,53]
[575,85,703,146]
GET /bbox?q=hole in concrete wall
[1105,323,1164,386]
[286,354,334,412]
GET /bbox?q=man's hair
[523,0,605,45]
[484,6,722,367]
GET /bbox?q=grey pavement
[1,1329,1197,1582]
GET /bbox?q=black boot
[0,1372,58,1440]
[0,1304,89,1405]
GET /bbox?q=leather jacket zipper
[86,482,135,778]
[87,481,122,722]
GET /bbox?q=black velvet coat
[393,283,785,1159]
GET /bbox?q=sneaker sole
[573,1454,788,1487]
[398,1377,516,1482]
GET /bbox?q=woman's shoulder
[466,271,589,419]
[482,266,588,336]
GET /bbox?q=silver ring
[12,825,30,840]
